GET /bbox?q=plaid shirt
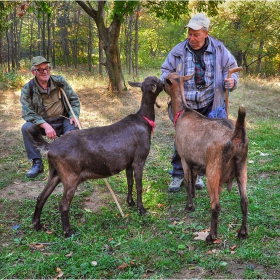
[161,36,238,112]
[183,42,215,109]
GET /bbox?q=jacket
[161,35,238,111]
[20,75,80,125]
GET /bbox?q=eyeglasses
[34,66,51,73]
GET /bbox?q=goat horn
[182,73,195,82]
[179,73,195,108]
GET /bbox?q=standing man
[161,13,239,192]
[21,56,82,178]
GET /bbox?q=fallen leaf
[118,263,128,270]
[157,203,164,208]
[193,231,209,241]
[46,230,53,234]
[13,182,20,185]
[29,243,45,251]
[213,238,222,244]
[54,267,64,279]
[65,251,73,257]
[230,245,237,251]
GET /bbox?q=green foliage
[146,0,222,21]
[0,72,279,278]
[211,0,280,74]
[112,1,139,22]
[0,69,25,88]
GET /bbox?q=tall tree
[211,0,280,74]
[76,1,138,93]
[76,0,221,94]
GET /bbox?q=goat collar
[142,116,155,134]
[174,110,183,127]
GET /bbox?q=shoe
[168,176,184,192]
[26,158,44,178]
[195,176,205,189]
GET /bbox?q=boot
[26,158,44,178]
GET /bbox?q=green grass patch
[0,71,279,278]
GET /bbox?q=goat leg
[60,186,77,237]
[237,166,249,239]
[206,203,221,244]
[134,164,147,215]
[182,161,195,212]
[126,166,136,207]
[191,169,197,198]
[33,174,61,231]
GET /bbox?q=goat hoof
[127,200,136,207]
[64,230,73,238]
[139,208,147,215]
[33,222,42,231]
[185,205,195,212]
[206,234,216,244]
[238,230,248,239]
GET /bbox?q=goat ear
[151,84,157,93]
[128,81,142,88]
[165,78,172,85]
[182,73,195,82]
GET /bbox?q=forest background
[1,0,280,93]
[0,1,280,279]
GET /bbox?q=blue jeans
[21,118,78,161]
[168,101,213,177]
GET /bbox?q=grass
[0,69,279,278]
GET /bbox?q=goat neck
[131,76,163,121]
[164,72,194,122]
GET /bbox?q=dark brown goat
[27,76,163,237]
[164,72,249,243]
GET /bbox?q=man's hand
[40,122,57,139]
[224,77,235,89]
[70,117,82,128]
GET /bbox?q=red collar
[174,110,183,127]
[142,116,155,134]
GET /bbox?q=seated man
[20,56,82,178]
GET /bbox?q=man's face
[32,62,51,84]
[187,28,209,50]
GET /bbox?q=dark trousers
[168,101,213,177]
[21,118,78,161]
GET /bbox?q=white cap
[185,13,210,30]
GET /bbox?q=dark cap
[31,56,50,67]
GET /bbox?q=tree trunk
[134,5,140,77]
[257,40,264,72]
[88,16,93,72]
[47,13,51,61]
[127,14,133,75]
[98,36,103,77]
[76,1,126,94]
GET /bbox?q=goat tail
[27,125,50,156]
[236,105,246,128]
[232,105,247,147]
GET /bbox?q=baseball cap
[31,56,50,67]
[185,13,210,30]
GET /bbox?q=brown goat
[164,72,249,243]
[27,76,163,237]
